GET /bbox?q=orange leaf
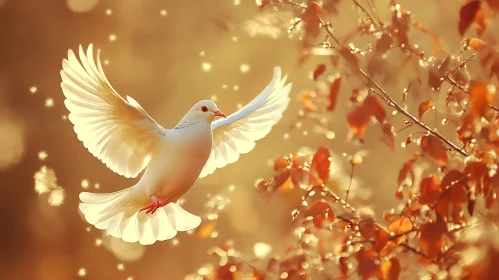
[419,175,442,204]
[469,38,487,51]
[300,2,326,44]
[304,200,335,228]
[197,220,216,238]
[274,156,290,170]
[338,46,360,69]
[355,248,382,279]
[488,0,499,11]
[458,1,481,36]
[363,95,386,123]
[381,258,401,280]
[420,222,445,258]
[387,217,413,245]
[469,81,494,116]
[326,76,342,111]
[475,5,491,37]
[299,91,318,112]
[312,64,326,80]
[398,158,417,186]
[347,105,371,140]
[418,100,434,119]
[310,146,332,184]
[381,123,395,151]
[420,135,448,166]
[441,170,468,205]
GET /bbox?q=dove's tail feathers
[79,189,202,245]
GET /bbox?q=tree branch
[318,17,469,157]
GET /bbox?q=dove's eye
[201,106,208,112]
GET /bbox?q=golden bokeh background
[0,0,497,279]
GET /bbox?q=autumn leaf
[469,38,487,51]
[418,100,434,119]
[441,170,468,205]
[458,1,481,36]
[469,81,494,116]
[327,76,342,111]
[488,0,499,12]
[347,105,371,140]
[299,91,318,112]
[312,64,326,80]
[420,135,448,166]
[398,158,418,186]
[420,222,445,259]
[381,123,395,151]
[310,146,332,184]
[300,2,326,45]
[197,220,216,238]
[304,200,335,227]
[381,258,401,280]
[338,46,360,69]
[419,175,442,204]
[474,5,491,36]
[364,95,386,123]
[355,248,382,279]
[388,217,413,245]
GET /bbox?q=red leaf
[458,1,481,36]
[347,105,371,140]
[418,100,434,119]
[469,38,487,51]
[381,258,401,280]
[274,156,290,170]
[381,123,395,151]
[492,59,499,81]
[299,91,318,112]
[338,46,360,69]
[420,135,449,166]
[441,170,468,204]
[420,222,445,259]
[310,146,332,184]
[304,200,335,227]
[312,64,326,80]
[387,217,413,245]
[363,95,386,123]
[300,2,326,45]
[327,76,342,111]
[398,158,417,186]
[469,81,494,116]
[419,175,442,204]
[197,220,216,238]
[488,0,499,11]
[475,5,491,37]
[355,248,382,279]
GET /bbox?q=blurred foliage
[2,0,499,279]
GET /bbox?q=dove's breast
[138,122,213,200]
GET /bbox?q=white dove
[60,44,292,245]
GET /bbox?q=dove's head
[188,100,227,122]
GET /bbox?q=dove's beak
[213,110,227,118]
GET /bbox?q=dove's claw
[140,197,171,215]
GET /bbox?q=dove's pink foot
[140,196,171,214]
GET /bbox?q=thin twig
[317,17,469,157]
[345,165,355,203]
[401,243,431,259]
[351,0,378,26]
[445,76,499,113]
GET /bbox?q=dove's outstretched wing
[199,67,292,178]
[60,44,165,178]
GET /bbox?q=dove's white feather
[62,44,292,245]
[60,44,165,178]
[79,189,201,245]
[199,67,292,178]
